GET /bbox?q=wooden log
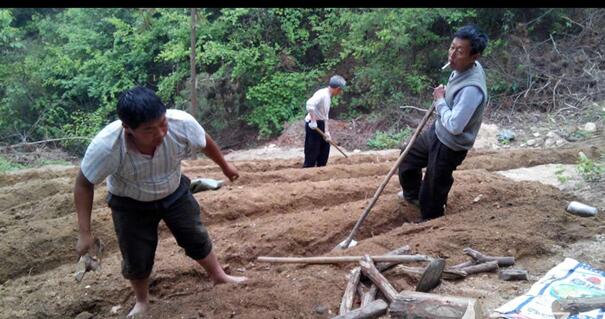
[463,247,515,266]
[388,291,483,319]
[375,245,412,272]
[552,296,605,316]
[459,260,498,275]
[330,299,388,319]
[498,268,528,281]
[359,255,399,303]
[361,284,378,308]
[450,260,476,269]
[340,267,362,315]
[394,265,467,281]
[257,254,430,264]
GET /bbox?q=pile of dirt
[0,141,604,318]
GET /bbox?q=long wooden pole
[312,127,348,158]
[190,8,197,118]
[257,254,431,264]
[337,103,435,249]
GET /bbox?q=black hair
[116,87,167,129]
[454,24,488,55]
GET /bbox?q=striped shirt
[80,109,206,202]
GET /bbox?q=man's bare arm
[74,169,95,256]
[201,133,239,181]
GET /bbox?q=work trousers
[303,120,331,168]
[398,123,468,220]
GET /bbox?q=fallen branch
[359,255,398,303]
[360,284,378,308]
[0,137,91,150]
[463,248,515,266]
[330,299,388,319]
[393,265,467,280]
[340,267,362,315]
[459,260,499,275]
[257,254,431,264]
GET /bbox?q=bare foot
[213,274,248,286]
[127,301,150,318]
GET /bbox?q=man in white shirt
[303,75,346,167]
[74,87,247,318]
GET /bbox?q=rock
[111,305,122,314]
[555,139,566,146]
[533,132,541,137]
[499,269,529,281]
[313,304,328,315]
[75,311,94,319]
[526,139,537,146]
[497,129,515,143]
[584,122,597,132]
[544,138,555,147]
[546,131,558,138]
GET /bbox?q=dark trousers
[398,123,468,220]
[303,120,331,168]
[107,175,212,280]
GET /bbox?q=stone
[584,122,597,132]
[75,311,94,319]
[313,304,328,315]
[555,139,566,146]
[544,138,555,147]
[526,139,537,146]
[546,131,558,138]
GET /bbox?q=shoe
[397,191,420,208]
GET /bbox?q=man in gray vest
[398,24,489,221]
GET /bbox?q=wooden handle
[312,127,348,158]
[257,254,431,264]
[339,103,435,249]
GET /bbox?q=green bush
[246,70,320,138]
[0,156,25,172]
[576,152,604,182]
[367,128,412,149]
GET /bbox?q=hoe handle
[340,104,436,248]
[313,127,349,158]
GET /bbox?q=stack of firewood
[258,246,524,319]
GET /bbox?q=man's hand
[76,232,94,257]
[221,162,239,182]
[433,84,446,100]
[308,121,318,130]
[324,132,332,143]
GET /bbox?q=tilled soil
[0,145,604,319]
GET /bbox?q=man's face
[124,115,168,150]
[330,87,342,97]
[448,37,480,72]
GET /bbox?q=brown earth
[0,141,604,318]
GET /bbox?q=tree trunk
[389,291,483,319]
[190,8,197,118]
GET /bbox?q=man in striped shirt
[74,87,247,318]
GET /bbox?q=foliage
[367,128,412,150]
[0,8,585,153]
[554,165,569,184]
[246,71,320,137]
[0,156,25,172]
[576,152,604,182]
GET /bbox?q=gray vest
[435,61,488,151]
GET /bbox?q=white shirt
[304,87,331,131]
[80,109,206,202]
